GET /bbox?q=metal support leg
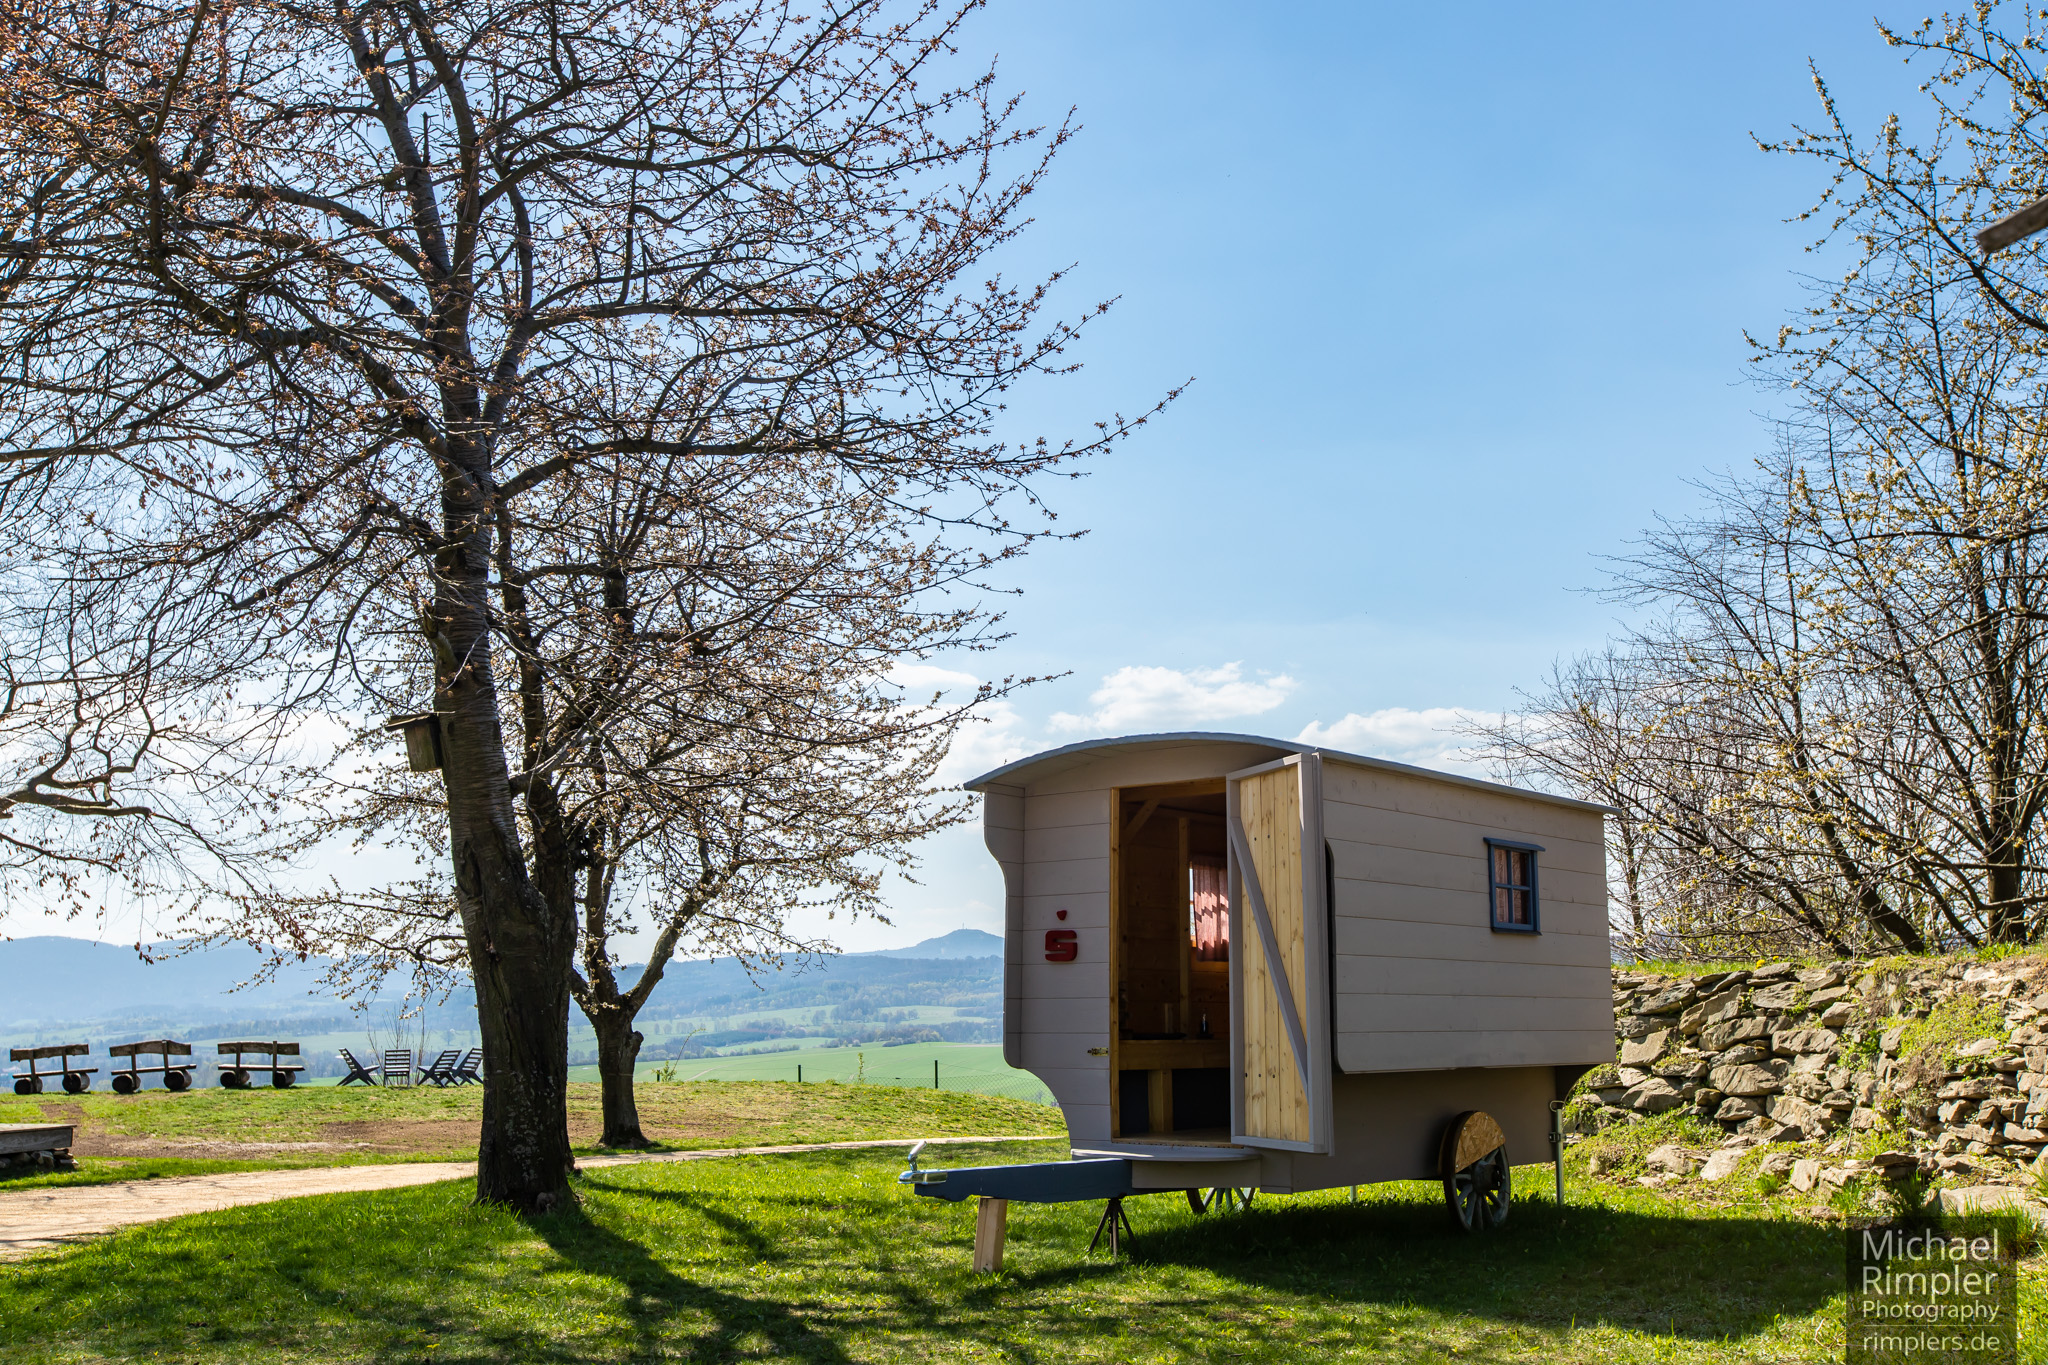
[1549,1099,1566,1205]
[1088,1196,1135,1256]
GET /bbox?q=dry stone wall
[1580,955,2048,1181]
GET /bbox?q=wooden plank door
[1227,755,1331,1152]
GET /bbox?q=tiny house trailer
[908,732,1614,1256]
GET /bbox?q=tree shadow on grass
[1078,1188,1845,1345]
[592,1181,786,1263]
[533,1190,854,1365]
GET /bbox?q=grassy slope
[0,1081,1063,1188]
[6,1141,2022,1364]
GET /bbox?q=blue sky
[837,2,1908,950]
[2,3,1923,954]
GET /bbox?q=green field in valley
[570,1041,1054,1105]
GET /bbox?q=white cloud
[1049,662,1295,735]
[935,697,1033,786]
[1295,707,1498,778]
[888,663,984,695]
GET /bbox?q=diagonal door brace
[1227,809,1311,1095]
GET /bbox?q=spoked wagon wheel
[1439,1110,1511,1234]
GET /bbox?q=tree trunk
[593,1013,649,1148]
[436,434,578,1214]
[447,758,576,1211]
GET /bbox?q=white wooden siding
[1324,757,1612,1073]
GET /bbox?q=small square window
[1485,839,1542,934]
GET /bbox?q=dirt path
[0,1135,1052,1258]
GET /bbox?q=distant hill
[0,936,342,1030]
[859,928,1002,959]
[0,927,1003,1053]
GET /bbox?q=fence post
[797,1065,802,1084]
[934,1060,940,1090]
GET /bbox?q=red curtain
[1191,856,1229,961]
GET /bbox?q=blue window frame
[1485,838,1543,934]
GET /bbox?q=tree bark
[437,432,577,1213]
[593,1013,648,1148]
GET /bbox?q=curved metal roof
[962,730,1618,815]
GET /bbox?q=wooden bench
[10,1044,96,1095]
[108,1040,195,1094]
[216,1041,304,1089]
[0,1122,76,1172]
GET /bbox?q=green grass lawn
[3,1140,2005,1364]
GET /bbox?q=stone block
[1954,1124,2003,1146]
[1638,985,1698,1015]
[1938,1078,1993,1100]
[1769,1094,1832,1137]
[1710,1064,1784,1097]
[1806,986,1851,1009]
[1850,1107,1886,1131]
[1750,962,1796,982]
[1938,1185,2048,1218]
[1750,983,1800,1011]
[1771,1027,1841,1055]
[1617,1014,1662,1040]
[1644,1144,1700,1175]
[1714,1095,1766,1122]
[1819,1002,1855,1028]
[1702,1017,1773,1052]
[1881,1026,1908,1056]
[1798,966,1844,989]
[1679,991,1743,1035]
[2005,1123,2048,1144]
[1757,1150,1797,1178]
[1699,1148,1745,1181]
[1659,1057,1711,1083]
[1618,1031,1670,1066]
[1789,1158,1823,1193]
[1958,1036,2003,1059]
[1625,1077,1685,1113]
[1714,1044,1768,1067]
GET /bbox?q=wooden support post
[972,1196,1008,1273]
[1147,1068,1173,1135]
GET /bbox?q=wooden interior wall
[1117,807,1184,1036]
[1237,765,1311,1145]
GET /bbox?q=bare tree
[0,0,1165,1209]
[1483,5,2048,960]
[269,448,1006,1148]
[0,519,287,927]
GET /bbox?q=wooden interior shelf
[1116,1038,1229,1071]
